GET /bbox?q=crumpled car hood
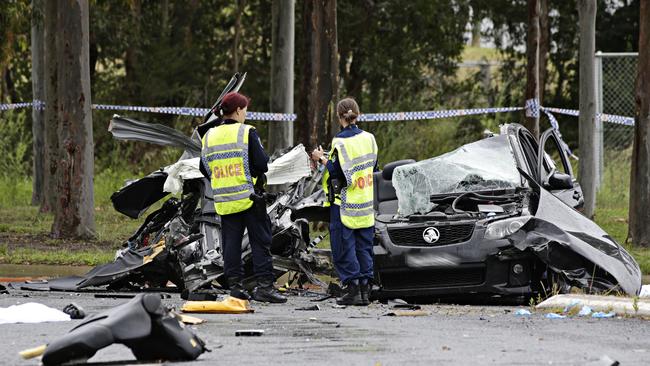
[109,115,201,157]
[511,182,641,296]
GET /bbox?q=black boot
[252,279,287,303]
[336,282,363,306]
[227,277,250,300]
[359,282,370,306]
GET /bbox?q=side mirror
[547,172,573,190]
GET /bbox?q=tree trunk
[325,0,339,141]
[577,0,598,219]
[539,0,549,105]
[50,0,96,239]
[471,18,481,47]
[268,0,295,155]
[41,0,58,213]
[31,0,45,206]
[233,0,245,73]
[296,0,338,150]
[125,0,141,100]
[628,0,650,247]
[525,0,540,138]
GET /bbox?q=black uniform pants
[221,203,274,281]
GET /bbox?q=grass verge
[2,170,650,274]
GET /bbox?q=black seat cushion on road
[41,293,206,366]
[374,159,416,215]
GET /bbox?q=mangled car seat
[41,294,206,365]
[374,160,415,215]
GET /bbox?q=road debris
[545,313,567,319]
[235,329,264,337]
[62,303,85,319]
[177,314,206,325]
[537,294,650,317]
[37,294,206,365]
[388,298,421,310]
[578,306,593,316]
[181,296,253,314]
[296,305,320,311]
[591,311,616,318]
[383,310,429,317]
[514,309,532,316]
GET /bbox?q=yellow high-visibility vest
[326,131,378,229]
[201,123,257,215]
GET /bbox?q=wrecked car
[371,123,641,300]
[8,73,332,296]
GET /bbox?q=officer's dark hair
[219,92,250,116]
[337,97,360,124]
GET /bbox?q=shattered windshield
[393,135,522,216]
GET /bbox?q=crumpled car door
[536,128,584,209]
[514,169,641,296]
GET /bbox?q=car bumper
[373,221,537,299]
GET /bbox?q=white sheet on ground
[0,303,71,324]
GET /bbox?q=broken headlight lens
[484,215,531,240]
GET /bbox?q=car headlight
[484,215,532,240]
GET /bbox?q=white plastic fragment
[514,309,531,316]
[591,311,616,318]
[640,284,650,298]
[578,306,593,316]
[545,313,566,319]
[563,299,582,313]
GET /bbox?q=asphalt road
[0,290,648,366]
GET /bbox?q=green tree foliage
[471,0,639,148]
[336,0,479,163]
[1,0,640,172]
[0,0,30,103]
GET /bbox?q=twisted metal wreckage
[14,73,641,300]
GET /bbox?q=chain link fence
[595,52,637,211]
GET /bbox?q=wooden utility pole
[539,0,549,105]
[49,0,96,239]
[296,0,338,149]
[577,0,598,219]
[233,0,245,73]
[629,0,650,247]
[525,0,540,139]
[268,0,295,154]
[31,0,45,206]
[41,0,58,213]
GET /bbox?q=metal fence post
[595,51,603,189]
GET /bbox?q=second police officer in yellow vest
[200,92,286,303]
[311,98,378,306]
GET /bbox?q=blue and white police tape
[93,103,297,121]
[357,106,524,122]
[542,106,635,126]
[0,102,34,111]
[0,100,636,126]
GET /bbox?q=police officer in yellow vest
[311,98,378,306]
[200,92,286,303]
